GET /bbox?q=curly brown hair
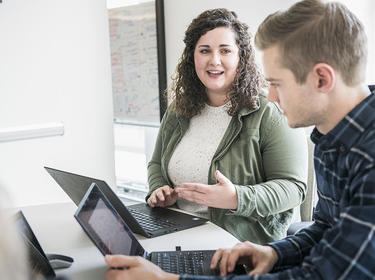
[168,8,265,118]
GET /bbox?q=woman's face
[194,27,239,103]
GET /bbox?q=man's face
[262,45,323,128]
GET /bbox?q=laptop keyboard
[129,208,177,231]
[154,251,217,275]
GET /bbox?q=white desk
[21,202,240,280]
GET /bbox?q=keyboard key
[154,251,209,275]
[129,209,178,231]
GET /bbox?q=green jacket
[147,94,308,244]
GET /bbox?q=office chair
[288,135,317,235]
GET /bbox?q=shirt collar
[311,86,375,150]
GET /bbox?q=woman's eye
[221,49,231,54]
[200,49,209,54]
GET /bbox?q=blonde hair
[255,0,367,86]
[0,187,28,280]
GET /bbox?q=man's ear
[312,63,335,93]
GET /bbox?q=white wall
[337,0,375,85]
[0,0,116,206]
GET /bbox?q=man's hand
[147,185,178,208]
[175,170,238,209]
[105,255,179,280]
[210,241,278,277]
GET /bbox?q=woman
[146,8,307,244]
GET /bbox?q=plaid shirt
[180,87,375,280]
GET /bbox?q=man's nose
[267,86,280,103]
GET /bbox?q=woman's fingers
[148,186,176,207]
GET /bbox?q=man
[104,0,375,279]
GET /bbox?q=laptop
[14,211,56,279]
[74,183,246,275]
[14,211,74,275]
[44,166,208,238]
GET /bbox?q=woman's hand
[105,255,178,280]
[175,170,238,210]
[147,185,178,208]
[210,241,278,277]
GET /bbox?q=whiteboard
[109,1,160,125]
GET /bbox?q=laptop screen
[45,166,109,206]
[75,183,145,257]
[14,211,56,278]
[14,211,48,260]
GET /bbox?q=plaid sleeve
[269,161,375,278]
[180,164,375,280]
[267,213,328,270]
[179,274,252,280]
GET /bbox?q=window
[113,123,159,202]
[107,0,166,202]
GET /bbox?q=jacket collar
[230,96,261,130]
[236,101,260,120]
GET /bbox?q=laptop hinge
[143,251,150,260]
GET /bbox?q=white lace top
[168,102,232,218]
